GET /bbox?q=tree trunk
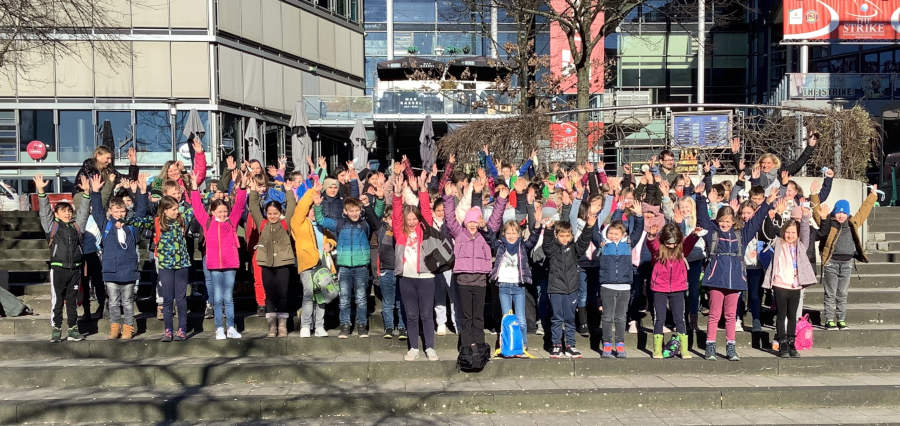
[575,64,591,162]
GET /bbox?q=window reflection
[58,110,93,163]
[19,110,55,151]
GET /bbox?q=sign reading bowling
[783,0,900,42]
[26,140,47,160]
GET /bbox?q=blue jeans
[339,266,369,327]
[550,292,577,347]
[209,269,236,329]
[202,256,213,303]
[379,270,406,330]
[498,283,527,347]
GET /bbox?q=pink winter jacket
[192,187,247,270]
[647,233,699,293]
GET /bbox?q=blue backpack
[498,311,527,358]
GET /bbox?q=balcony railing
[304,96,373,121]
[374,90,519,116]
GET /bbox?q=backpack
[795,314,814,350]
[47,220,81,249]
[498,310,526,358]
[457,342,491,373]
[422,226,455,273]
[662,335,681,358]
[260,219,289,233]
[312,253,339,305]
[709,229,743,258]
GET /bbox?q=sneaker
[161,329,173,342]
[436,324,448,336]
[383,328,394,339]
[256,306,266,317]
[725,342,740,361]
[358,326,369,338]
[66,326,84,341]
[338,324,351,339]
[705,342,717,360]
[314,327,328,337]
[549,345,564,359]
[627,320,638,334]
[404,348,420,361]
[751,319,762,332]
[535,323,544,336]
[50,327,62,343]
[174,329,187,341]
[226,327,242,339]
[300,327,311,338]
[601,342,614,358]
[204,304,214,319]
[425,348,439,361]
[215,327,226,340]
[825,320,837,330]
[615,342,627,359]
[398,328,408,340]
[837,321,849,330]
[566,346,583,359]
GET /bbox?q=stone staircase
[2,209,900,423]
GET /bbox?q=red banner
[549,0,604,94]
[549,122,603,161]
[783,0,900,41]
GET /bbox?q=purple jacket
[443,194,507,274]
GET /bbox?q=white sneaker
[314,327,328,337]
[425,348,439,361]
[436,324,448,336]
[300,327,311,338]
[628,321,638,334]
[215,327,226,340]
[536,323,545,335]
[404,348,420,361]
[226,327,241,339]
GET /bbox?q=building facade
[0,0,365,194]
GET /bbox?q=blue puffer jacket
[597,239,633,285]
[697,196,772,291]
[91,190,148,282]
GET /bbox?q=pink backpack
[795,314,814,350]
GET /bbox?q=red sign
[783,0,900,41]
[549,0,604,94]
[549,122,603,161]
[26,140,47,160]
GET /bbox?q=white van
[0,181,20,211]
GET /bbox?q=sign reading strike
[26,140,47,161]
[783,0,900,42]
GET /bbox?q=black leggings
[457,284,486,348]
[653,291,686,334]
[261,266,291,314]
[399,276,435,350]
[774,287,802,342]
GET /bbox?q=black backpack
[422,225,455,273]
[457,342,491,373]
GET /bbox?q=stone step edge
[3,383,900,423]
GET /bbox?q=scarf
[502,237,519,255]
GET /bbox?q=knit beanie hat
[464,207,483,225]
[834,199,850,216]
[323,178,339,189]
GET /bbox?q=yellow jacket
[290,189,335,272]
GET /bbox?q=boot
[653,334,664,359]
[108,323,121,340]
[277,317,288,338]
[726,341,740,361]
[679,333,692,359]
[576,307,589,336]
[788,338,800,358]
[120,324,135,340]
[777,337,790,358]
[266,316,277,338]
[705,341,717,360]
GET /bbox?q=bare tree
[0,0,130,78]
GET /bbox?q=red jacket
[647,233,699,293]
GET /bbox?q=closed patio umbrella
[290,100,313,177]
[245,117,263,164]
[349,119,368,172]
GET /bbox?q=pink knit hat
[464,207,483,225]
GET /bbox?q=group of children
[39,136,876,362]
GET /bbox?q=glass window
[175,110,210,152]
[436,32,476,55]
[0,110,16,162]
[19,110,55,151]
[880,50,894,72]
[365,32,387,56]
[438,0,468,22]
[414,32,435,55]
[393,0,435,22]
[335,0,347,18]
[364,0,386,22]
[497,32,517,57]
[350,0,359,22]
[317,0,328,9]
[97,111,133,161]
[220,112,242,165]
[135,110,172,164]
[394,32,413,56]
[365,57,379,89]
[58,111,94,164]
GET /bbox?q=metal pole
[697,0,706,110]
[490,6,499,59]
[800,43,809,73]
[834,121,842,176]
[170,111,177,162]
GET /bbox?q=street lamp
[165,98,180,162]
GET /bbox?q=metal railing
[304,96,374,121]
